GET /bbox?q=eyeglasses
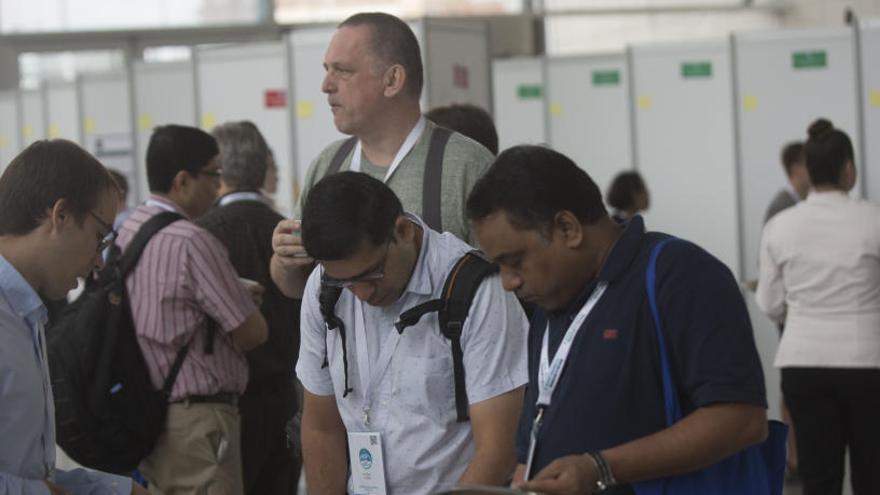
[88,210,117,253]
[197,169,222,178]
[321,242,391,289]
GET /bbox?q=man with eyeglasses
[116,125,268,495]
[295,172,528,495]
[0,139,147,495]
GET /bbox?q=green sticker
[792,51,827,69]
[517,84,543,99]
[592,70,620,86]
[681,62,712,79]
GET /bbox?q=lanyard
[218,191,266,207]
[524,281,608,480]
[353,298,402,427]
[350,116,426,183]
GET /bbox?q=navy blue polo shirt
[516,216,766,492]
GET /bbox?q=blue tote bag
[632,238,788,495]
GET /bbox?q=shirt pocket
[396,355,455,421]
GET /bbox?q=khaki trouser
[140,402,243,495]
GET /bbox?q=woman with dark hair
[606,170,650,222]
[757,118,880,495]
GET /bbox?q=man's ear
[48,198,72,232]
[383,64,407,98]
[392,214,411,242]
[171,169,191,194]
[552,210,584,248]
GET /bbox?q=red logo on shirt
[603,329,619,340]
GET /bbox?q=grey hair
[211,120,269,190]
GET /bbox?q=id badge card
[348,431,388,495]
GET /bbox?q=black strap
[422,127,452,232]
[161,339,192,397]
[395,299,444,334]
[324,137,358,178]
[318,281,353,397]
[118,211,183,277]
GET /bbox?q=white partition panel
[423,18,492,112]
[197,42,294,215]
[734,28,859,282]
[79,71,136,202]
[861,20,880,201]
[287,26,343,201]
[548,53,632,193]
[0,91,20,171]
[133,61,196,203]
[45,81,81,144]
[631,39,740,275]
[20,89,46,146]
[492,57,546,151]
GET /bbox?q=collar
[0,255,48,330]
[551,215,646,318]
[784,182,801,204]
[215,190,268,208]
[806,189,850,204]
[146,194,189,218]
[398,213,434,298]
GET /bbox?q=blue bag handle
[646,237,682,425]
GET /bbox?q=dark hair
[107,168,129,199]
[606,171,647,212]
[466,145,607,234]
[804,118,854,186]
[302,171,403,260]
[146,124,219,193]
[780,142,805,177]
[212,120,269,190]
[426,103,499,155]
[0,139,116,236]
[339,12,424,97]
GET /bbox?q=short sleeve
[295,267,335,396]
[460,273,529,404]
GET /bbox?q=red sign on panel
[264,89,287,108]
[453,65,469,90]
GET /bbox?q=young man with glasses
[0,139,147,495]
[295,172,528,495]
[116,125,268,495]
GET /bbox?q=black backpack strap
[421,127,453,232]
[118,211,183,277]
[161,338,192,397]
[318,279,353,397]
[395,299,444,334]
[324,137,358,178]
[439,251,499,422]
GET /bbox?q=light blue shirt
[297,214,529,495]
[0,255,131,495]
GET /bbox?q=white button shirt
[757,190,880,368]
[297,214,528,495]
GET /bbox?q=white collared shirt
[296,214,528,495]
[757,190,880,368]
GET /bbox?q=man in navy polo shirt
[466,145,768,495]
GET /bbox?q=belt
[171,392,239,406]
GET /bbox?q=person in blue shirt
[0,139,147,495]
[466,145,769,495]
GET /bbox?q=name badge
[348,431,388,495]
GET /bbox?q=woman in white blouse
[757,118,880,495]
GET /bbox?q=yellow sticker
[549,103,562,117]
[22,125,33,138]
[743,95,758,112]
[138,113,153,130]
[48,124,60,139]
[201,112,217,130]
[637,96,652,110]
[296,101,314,119]
[870,90,880,108]
[0,135,8,149]
[83,117,96,133]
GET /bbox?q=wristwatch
[585,451,617,493]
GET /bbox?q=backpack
[320,250,498,422]
[324,126,453,232]
[47,211,187,474]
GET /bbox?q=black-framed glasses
[321,242,391,289]
[88,210,117,253]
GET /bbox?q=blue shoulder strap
[646,237,682,426]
